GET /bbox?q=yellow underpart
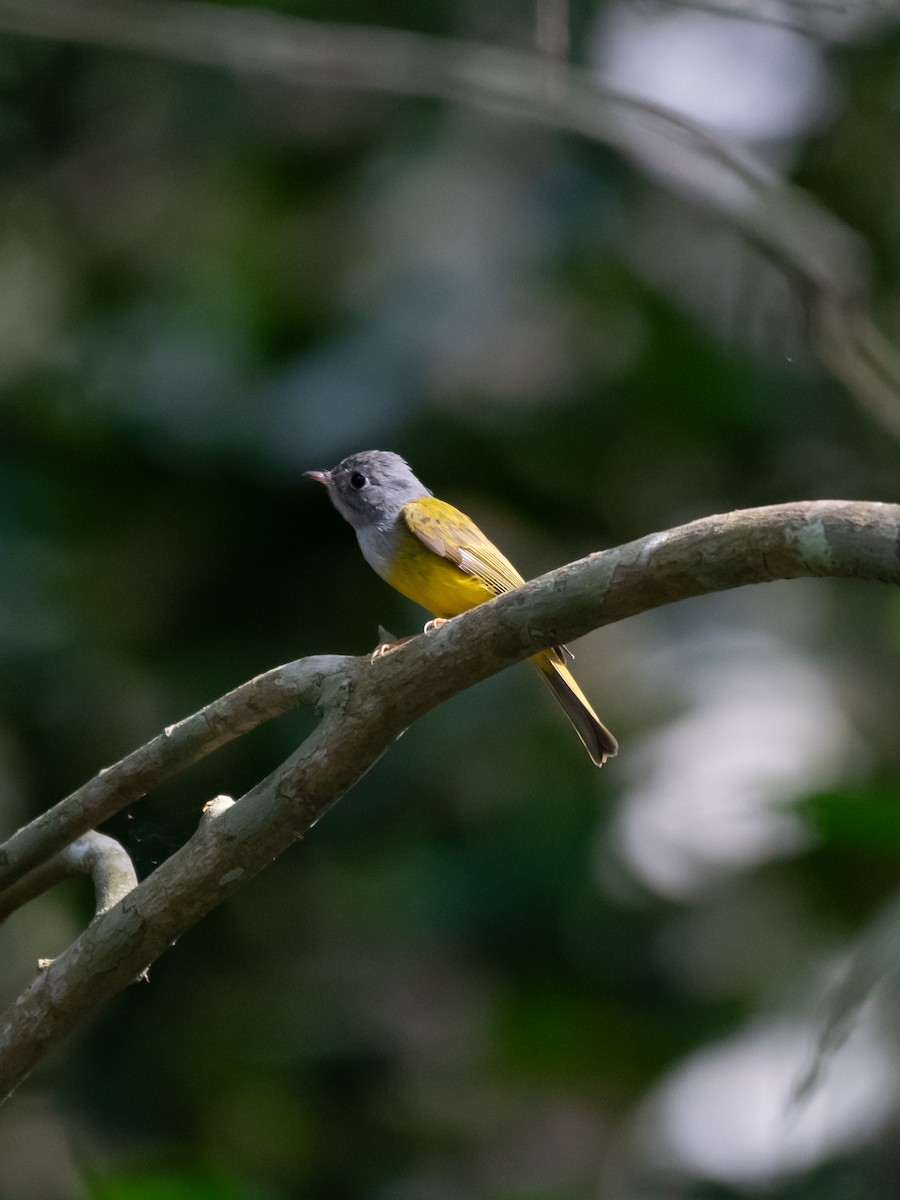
[382,523,497,618]
[383,495,526,619]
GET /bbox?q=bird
[306,450,617,767]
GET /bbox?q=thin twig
[651,0,866,39]
[0,1,897,434]
[536,0,569,59]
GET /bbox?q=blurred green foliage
[2,2,900,1198]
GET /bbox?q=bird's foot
[423,617,450,633]
[371,619,450,660]
[370,633,414,661]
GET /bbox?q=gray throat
[355,519,403,581]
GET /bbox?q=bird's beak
[304,470,332,487]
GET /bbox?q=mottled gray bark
[0,832,138,925]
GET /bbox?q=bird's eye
[349,471,367,490]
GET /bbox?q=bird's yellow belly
[382,532,496,618]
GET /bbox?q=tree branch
[0,500,898,1101]
[0,0,898,436]
[0,831,138,926]
[0,656,347,897]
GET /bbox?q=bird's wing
[402,497,568,665]
[401,497,525,595]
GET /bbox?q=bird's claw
[370,618,449,661]
[370,633,415,661]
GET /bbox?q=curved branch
[0,831,138,925]
[0,656,348,896]
[0,500,897,1101]
[67,832,139,918]
[0,0,898,436]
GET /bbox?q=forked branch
[0,500,898,1101]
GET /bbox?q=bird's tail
[532,653,618,768]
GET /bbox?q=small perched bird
[306,450,617,767]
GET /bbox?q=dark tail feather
[533,655,618,768]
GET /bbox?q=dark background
[2,2,900,1198]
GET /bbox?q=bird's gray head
[305,450,431,529]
